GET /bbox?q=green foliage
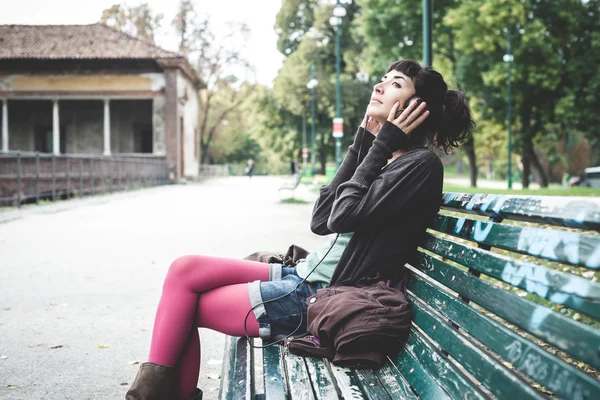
[245,0,373,171]
[104,0,600,177]
[275,0,319,56]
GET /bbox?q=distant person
[125,59,474,400]
[290,157,298,175]
[244,158,255,178]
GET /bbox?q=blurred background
[1,0,599,208]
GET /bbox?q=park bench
[219,192,600,399]
[278,171,304,200]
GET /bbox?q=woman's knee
[164,255,208,286]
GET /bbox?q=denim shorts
[248,264,325,341]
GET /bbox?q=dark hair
[386,59,475,153]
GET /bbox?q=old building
[0,23,201,181]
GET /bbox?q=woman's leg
[148,255,269,367]
[173,283,260,399]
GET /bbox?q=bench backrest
[403,192,600,400]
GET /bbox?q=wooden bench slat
[327,364,369,399]
[303,357,340,399]
[353,368,393,399]
[218,336,255,400]
[408,271,600,400]
[422,233,600,320]
[375,363,419,400]
[409,295,547,400]
[433,214,600,270]
[413,253,600,370]
[389,336,453,399]
[283,351,316,399]
[442,192,600,231]
[404,328,488,400]
[263,344,287,400]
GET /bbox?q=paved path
[0,176,328,400]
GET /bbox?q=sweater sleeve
[310,127,375,235]
[326,122,435,233]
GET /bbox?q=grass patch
[280,197,310,205]
[443,183,600,197]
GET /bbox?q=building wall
[0,73,165,92]
[153,96,166,155]
[1,70,197,181]
[4,99,154,154]
[110,100,153,153]
[0,73,166,155]
[177,70,199,177]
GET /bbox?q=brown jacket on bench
[289,281,412,369]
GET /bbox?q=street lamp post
[503,28,514,189]
[423,0,432,66]
[330,1,346,170]
[307,64,318,176]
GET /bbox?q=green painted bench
[219,192,600,399]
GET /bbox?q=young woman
[125,59,474,400]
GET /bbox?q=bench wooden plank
[303,357,340,399]
[375,363,419,400]
[409,295,547,400]
[389,337,453,400]
[422,233,600,320]
[405,329,488,400]
[413,253,600,370]
[353,368,393,399]
[218,336,255,400]
[327,364,368,399]
[263,344,287,400]
[283,351,316,399]
[441,192,600,231]
[433,214,600,270]
[407,270,600,400]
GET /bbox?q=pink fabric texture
[147,255,270,399]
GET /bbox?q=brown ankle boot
[125,362,174,400]
[189,389,203,399]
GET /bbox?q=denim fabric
[248,265,324,341]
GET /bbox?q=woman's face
[367,71,416,123]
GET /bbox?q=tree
[171,0,256,164]
[272,0,372,172]
[358,0,480,186]
[275,0,319,56]
[100,3,163,42]
[446,0,596,188]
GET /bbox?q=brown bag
[243,244,310,267]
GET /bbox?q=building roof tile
[0,23,182,60]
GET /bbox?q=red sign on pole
[302,148,308,158]
[332,117,344,138]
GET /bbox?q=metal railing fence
[0,151,170,208]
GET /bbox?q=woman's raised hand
[360,112,382,136]
[388,100,430,135]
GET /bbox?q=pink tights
[147,255,270,399]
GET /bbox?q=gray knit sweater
[310,121,443,286]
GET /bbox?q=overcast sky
[0,0,285,86]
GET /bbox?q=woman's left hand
[387,100,430,135]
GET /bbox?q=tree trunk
[521,129,534,188]
[522,153,531,188]
[200,142,210,165]
[319,152,327,175]
[528,148,549,187]
[520,101,534,189]
[463,135,477,187]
